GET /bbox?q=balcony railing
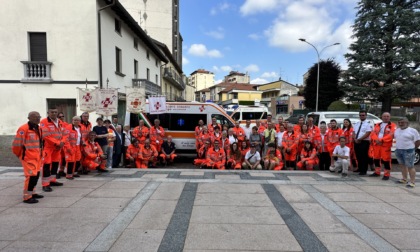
[162,92,186,102]
[132,79,161,95]
[163,67,185,90]
[21,61,53,83]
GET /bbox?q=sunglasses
[58,116,65,118]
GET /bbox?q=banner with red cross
[148,96,167,114]
[96,88,118,116]
[78,88,97,112]
[126,87,146,113]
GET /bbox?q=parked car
[285,114,305,124]
[305,111,381,128]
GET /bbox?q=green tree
[341,0,420,113]
[303,59,343,111]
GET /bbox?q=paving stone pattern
[0,166,419,251]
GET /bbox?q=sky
[180,0,358,85]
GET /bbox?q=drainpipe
[97,0,116,88]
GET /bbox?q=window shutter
[30,33,47,61]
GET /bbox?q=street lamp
[299,38,340,112]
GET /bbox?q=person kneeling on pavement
[159,135,177,166]
[81,131,109,173]
[329,137,350,177]
[139,139,158,168]
[242,144,262,170]
[126,139,142,168]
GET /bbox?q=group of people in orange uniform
[192,112,397,178]
[12,108,177,204]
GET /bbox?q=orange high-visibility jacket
[12,122,42,161]
[198,132,211,145]
[197,145,209,159]
[228,150,242,164]
[300,148,318,162]
[282,132,299,150]
[206,147,226,165]
[210,132,222,145]
[314,133,329,153]
[40,117,63,149]
[341,128,354,148]
[232,127,246,141]
[207,123,222,133]
[140,145,158,160]
[327,128,343,148]
[82,140,103,160]
[149,126,165,145]
[132,125,149,144]
[63,124,81,149]
[79,121,92,140]
[370,122,396,146]
[308,125,320,136]
[126,144,142,160]
[195,126,204,139]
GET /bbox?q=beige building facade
[188,69,215,92]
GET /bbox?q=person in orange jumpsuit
[220,131,230,158]
[160,135,177,165]
[81,131,108,172]
[298,124,313,154]
[210,126,222,146]
[58,112,70,178]
[227,142,242,169]
[197,125,211,150]
[282,124,299,169]
[12,111,44,204]
[205,140,226,170]
[63,116,83,179]
[369,112,396,180]
[239,141,249,163]
[79,112,92,175]
[126,139,142,168]
[208,117,222,134]
[297,141,318,170]
[139,139,158,168]
[327,119,343,168]
[132,119,149,146]
[232,121,246,146]
[256,120,266,136]
[149,119,165,153]
[40,107,64,192]
[306,116,320,136]
[264,143,283,170]
[195,120,205,152]
[194,141,210,167]
[293,116,305,134]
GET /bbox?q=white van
[230,106,269,126]
[125,102,235,156]
[305,111,382,128]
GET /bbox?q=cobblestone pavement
[0,167,419,252]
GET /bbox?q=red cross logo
[154,102,161,110]
[131,98,141,108]
[101,98,113,108]
[199,105,205,112]
[83,93,93,102]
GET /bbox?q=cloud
[188,44,223,58]
[248,33,262,40]
[244,64,260,72]
[221,65,233,72]
[262,1,354,54]
[261,72,279,78]
[215,79,224,84]
[205,27,225,39]
[250,78,269,84]
[210,2,231,15]
[240,0,289,16]
[182,56,189,65]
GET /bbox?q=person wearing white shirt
[394,117,420,188]
[123,125,132,167]
[330,137,350,177]
[353,110,373,175]
[242,120,252,142]
[242,144,262,170]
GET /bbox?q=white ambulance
[230,105,269,127]
[125,102,235,156]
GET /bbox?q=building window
[29,32,47,61]
[233,93,238,99]
[134,38,138,50]
[115,47,122,74]
[155,74,158,85]
[147,68,150,81]
[155,58,158,67]
[134,60,138,78]
[115,18,121,34]
[146,51,150,60]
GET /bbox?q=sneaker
[369,173,380,177]
[50,181,63,186]
[329,166,335,172]
[382,176,389,181]
[97,168,109,173]
[42,186,53,192]
[338,169,343,174]
[396,179,407,184]
[23,198,39,204]
[341,173,348,178]
[32,194,44,199]
[406,182,415,189]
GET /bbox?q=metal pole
[299,39,340,112]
